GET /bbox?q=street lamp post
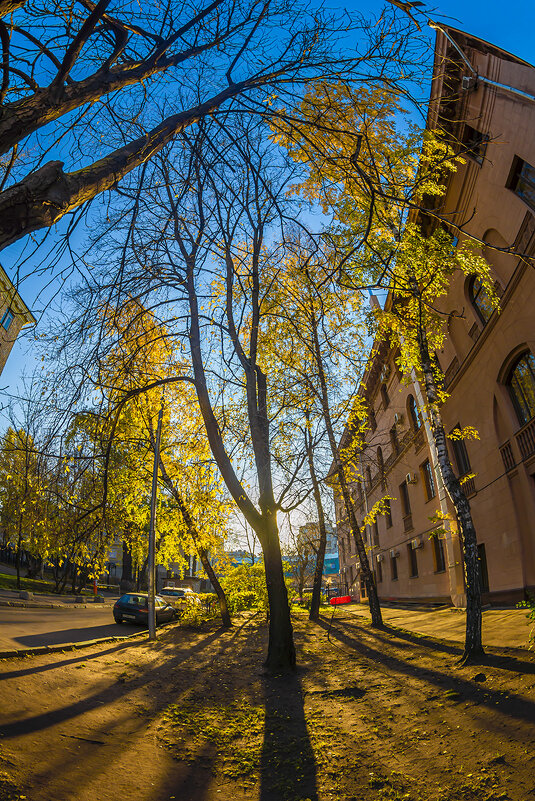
[148,399,164,641]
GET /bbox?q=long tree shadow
[260,671,318,801]
[0,626,228,738]
[316,616,535,725]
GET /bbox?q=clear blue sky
[0,0,533,407]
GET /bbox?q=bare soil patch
[0,610,534,801]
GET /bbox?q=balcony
[413,428,425,452]
[499,440,516,472]
[515,416,535,462]
[460,475,476,497]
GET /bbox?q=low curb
[0,629,149,659]
[0,619,179,660]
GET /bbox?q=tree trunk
[185,246,295,670]
[306,428,327,622]
[415,309,483,664]
[310,308,383,627]
[198,546,231,628]
[120,540,135,593]
[156,455,232,628]
[15,532,22,591]
[262,517,296,672]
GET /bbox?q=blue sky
[0,0,533,409]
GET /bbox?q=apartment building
[335,26,535,607]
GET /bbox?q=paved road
[0,605,141,650]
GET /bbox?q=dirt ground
[0,610,534,801]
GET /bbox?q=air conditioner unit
[394,413,404,425]
[411,537,423,550]
[461,75,478,92]
[406,472,418,484]
[376,553,385,563]
[389,549,400,559]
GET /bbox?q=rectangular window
[384,499,392,529]
[432,534,446,573]
[462,124,488,164]
[421,459,436,501]
[376,559,383,583]
[407,543,418,578]
[478,543,490,593]
[399,481,411,516]
[390,555,398,581]
[507,156,535,212]
[372,519,379,546]
[1,308,14,331]
[450,425,471,476]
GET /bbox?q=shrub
[517,593,535,648]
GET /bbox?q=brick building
[335,26,535,607]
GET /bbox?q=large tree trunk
[416,315,483,664]
[306,427,327,622]
[185,247,295,671]
[262,517,296,672]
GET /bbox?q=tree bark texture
[416,313,483,663]
[185,243,295,670]
[310,309,383,627]
[0,78,270,251]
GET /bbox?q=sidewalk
[343,603,533,650]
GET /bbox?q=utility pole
[148,399,164,641]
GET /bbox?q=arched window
[380,384,390,409]
[407,394,421,430]
[508,351,535,426]
[469,275,494,324]
[365,466,372,490]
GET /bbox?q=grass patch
[0,571,92,596]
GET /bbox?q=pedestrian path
[342,604,533,650]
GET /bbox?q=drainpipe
[429,22,535,106]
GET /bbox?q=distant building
[298,521,340,580]
[335,27,535,607]
[0,265,35,374]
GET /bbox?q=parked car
[160,586,201,610]
[113,593,176,625]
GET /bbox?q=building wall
[335,28,535,607]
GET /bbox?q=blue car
[113,593,176,625]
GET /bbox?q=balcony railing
[500,440,516,472]
[460,475,476,497]
[413,428,425,452]
[516,417,535,461]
